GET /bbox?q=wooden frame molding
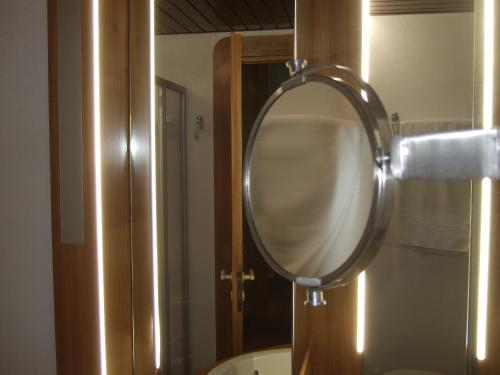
[130,0,156,373]
[49,0,133,374]
[49,0,100,372]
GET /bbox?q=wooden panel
[263,0,292,28]
[228,0,261,30]
[167,0,218,32]
[242,34,293,63]
[204,0,246,31]
[99,0,134,373]
[156,5,189,34]
[296,0,362,68]
[371,0,474,15]
[245,0,277,29]
[293,0,363,374]
[130,0,156,373]
[229,34,244,357]
[49,0,100,373]
[50,0,134,373]
[156,1,203,33]
[213,34,244,361]
[154,0,294,34]
[187,0,232,32]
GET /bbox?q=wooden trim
[213,36,236,361]
[130,0,156,373]
[241,34,294,64]
[229,33,244,356]
[99,0,134,373]
[49,0,101,373]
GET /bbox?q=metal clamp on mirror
[243,61,500,307]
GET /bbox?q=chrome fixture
[286,59,308,76]
[243,64,500,307]
[305,289,327,307]
[194,115,204,139]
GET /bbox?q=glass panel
[156,80,189,375]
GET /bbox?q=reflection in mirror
[247,81,374,279]
[154,3,294,373]
[151,2,475,375]
[364,11,474,375]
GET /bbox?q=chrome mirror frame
[243,64,395,290]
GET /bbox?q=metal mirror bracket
[391,128,500,180]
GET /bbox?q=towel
[385,119,471,253]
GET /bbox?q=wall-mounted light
[357,0,371,355]
[476,0,495,362]
[150,0,161,369]
[357,271,366,353]
[92,0,107,374]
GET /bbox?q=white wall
[0,1,56,374]
[155,30,291,373]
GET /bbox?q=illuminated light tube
[357,0,370,355]
[92,0,107,374]
[150,0,162,369]
[361,0,371,83]
[476,0,495,361]
[357,271,366,353]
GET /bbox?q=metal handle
[220,269,232,281]
[242,269,255,282]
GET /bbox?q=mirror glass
[364,11,473,375]
[247,81,375,279]
[152,2,474,375]
[155,6,294,372]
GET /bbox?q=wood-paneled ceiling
[155,0,474,35]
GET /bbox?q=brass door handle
[220,269,232,281]
[242,270,255,282]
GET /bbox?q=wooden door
[213,33,294,361]
[213,33,244,360]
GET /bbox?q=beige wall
[370,13,474,121]
[0,0,56,374]
[366,12,474,375]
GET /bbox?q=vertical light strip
[356,272,366,353]
[92,0,107,374]
[150,0,161,369]
[294,0,298,59]
[357,0,371,355]
[361,0,371,82]
[477,0,495,361]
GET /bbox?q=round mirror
[244,65,394,289]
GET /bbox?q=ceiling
[155,0,474,35]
